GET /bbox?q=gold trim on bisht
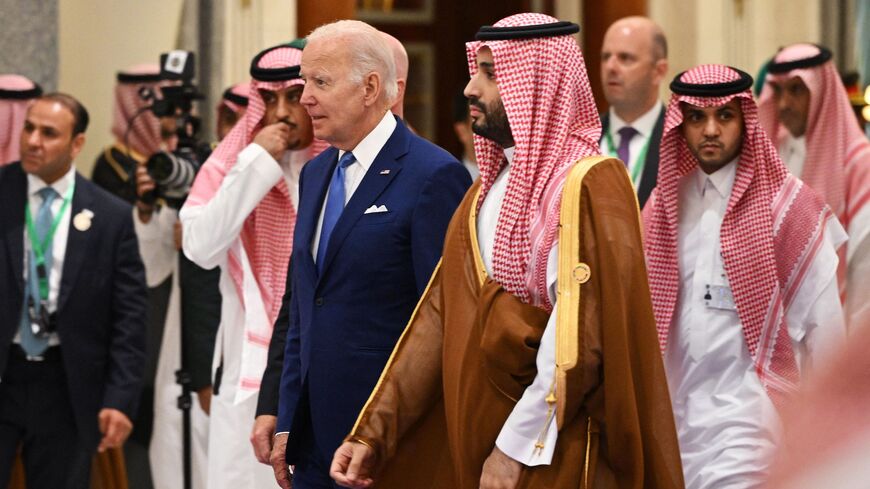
[468,187,488,287]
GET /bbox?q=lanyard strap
[604,128,650,187]
[24,182,75,300]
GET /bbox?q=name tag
[704,284,736,311]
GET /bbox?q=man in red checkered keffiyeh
[643,64,847,489]
[180,40,326,489]
[216,82,249,141]
[332,13,682,489]
[758,43,870,331]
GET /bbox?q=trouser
[0,345,92,489]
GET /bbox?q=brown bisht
[346,157,684,489]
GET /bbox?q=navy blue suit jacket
[0,162,148,448]
[277,117,470,462]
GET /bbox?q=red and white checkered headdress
[758,44,870,298]
[0,74,42,166]
[217,82,249,119]
[644,64,834,406]
[111,63,168,157]
[759,44,870,225]
[466,13,601,312]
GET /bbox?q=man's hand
[97,408,133,453]
[479,446,522,489]
[251,414,277,464]
[270,432,293,489]
[330,441,376,489]
[135,164,156,223]
[196,386,212,415]
[253,122,291,161]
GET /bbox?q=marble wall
[0,0,58,91]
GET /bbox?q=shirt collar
[27,165,76,199]
[338,111,397,172]
[609,103,663,139]
[781,133,806,157]
[503,146,515,166]
[695,158,738,199]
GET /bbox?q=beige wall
[650,0,821,99]
[220,0,296,90]
[59,0,185,176]
[59,0,295,177]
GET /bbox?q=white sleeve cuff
[495,413,557,466]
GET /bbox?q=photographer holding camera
[180,41,324,489]
[107,53,218,489]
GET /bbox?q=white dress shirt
[778,134,807,179]
[667,161,845,489]
[17,166,76,345]
[311,111,396,260]
[600,104,663,187]
[477,147,560,466]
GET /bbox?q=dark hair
[453,91,470,123]
[37,92,90,136]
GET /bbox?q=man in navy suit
[270,20,471,489]
[599,16,669,208]
[0,93,147,488]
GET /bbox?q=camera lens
[147,152,176,182]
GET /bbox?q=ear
[362,71,383,108]
[70,133,86,161]
[396,78,406,104]
[652,58,669,86]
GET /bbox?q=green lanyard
[24,182,75,300]
[604,128,650,187]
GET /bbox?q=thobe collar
[695,158,737,200]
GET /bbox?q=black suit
[0,162,147,487]
[600,106,665,209]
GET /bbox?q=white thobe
[667,162,846,489]
[476,147,560,467]
[780,133,870,330]
[180,144,306,489]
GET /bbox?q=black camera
[139,51,211,209]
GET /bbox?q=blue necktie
[616,126,638,168]
[316,152,355,274]
[20,187,59,357]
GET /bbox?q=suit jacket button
[315,298,324,306]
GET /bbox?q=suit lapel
[637,106,665,208]
[1,164,27,294]
[57,174,95,312]
[317,120,409,279]
[296,148,338,285]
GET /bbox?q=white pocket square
[364,204,389,214]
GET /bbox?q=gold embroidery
[467,187,488,287]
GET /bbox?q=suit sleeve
[102,210,149,417]
[276,164,309,436]
[257,258,293,417]
[409,161,471,293]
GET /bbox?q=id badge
[704,284,737,311]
